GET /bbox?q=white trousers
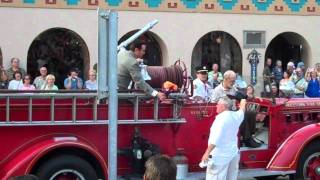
[205,154,240,180]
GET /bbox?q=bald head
[223,70,236,89]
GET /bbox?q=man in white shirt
[201,97,246,180]
[192,66,212,102]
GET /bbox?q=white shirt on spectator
[8,80,23,90]
[208,109,244,165]
[192,78,212,101]
[85,80,97,90]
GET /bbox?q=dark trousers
[240,111,256,140]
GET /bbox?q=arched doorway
[118,30,163,66]
[265,32,311,69]
[191,31,242,77]
[27,28,90,89]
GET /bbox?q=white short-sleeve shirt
[208,110,244,165]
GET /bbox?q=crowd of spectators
[191,59,320,103]
[0,57,97,91]
[263,59,320,98]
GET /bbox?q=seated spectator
[0,65,8,89]
[208,63,223,83]
[143,154,177,180]
[64,69,83,90]
[208,73,219,89]
[246,84,255,99]
[85,70,97,90]
[33,66,48,90]
[271,83,279,98]
[8,71,23,90]
[6,57,26,81]
[305,69,320,98]
[20,74,35,90]
[240,85,261,148]
[41,74,58,90]
[211,70,237,103]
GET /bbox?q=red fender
[0,134,107,179]
[267,123,320,171]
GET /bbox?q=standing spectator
[192,66,212,102]
[20,74,35,90]
[33,67,48,89]
[305,69,320,98]
[0,65,8,89]
[263,58,273,94]
[8,71,23,90]
[293,68,308,98]
[64,69,83,90]
[279,71,294,97]
[41,74,58,90]
[305,68,312,82]
[297,61,305,77]
[85,70,97,90]
[201,98,246,180]
[315,63,320,80]
[143,154,177,180]
[208,63,223,83]
[272,60,283,88]
[6,58,26,81]
[287,61,295,78]
[210,70,237,103]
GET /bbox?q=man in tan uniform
[117,41,166,101]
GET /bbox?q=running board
[238,168,295,178]
[184,168,295,179]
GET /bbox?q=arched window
[27,28,90,88]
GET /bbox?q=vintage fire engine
[1,10,320,180]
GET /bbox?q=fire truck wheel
[35,155,98,180]
[296,141,320,180]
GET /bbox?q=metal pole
[108,11,118,180]
[98,8,108,99]
[117,19,158,51]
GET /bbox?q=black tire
[35,155,98,180]
[295,141,320,180]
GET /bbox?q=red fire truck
[1,10,320,180]
[1,91,320,180]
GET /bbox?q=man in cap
[192,66,212,102]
